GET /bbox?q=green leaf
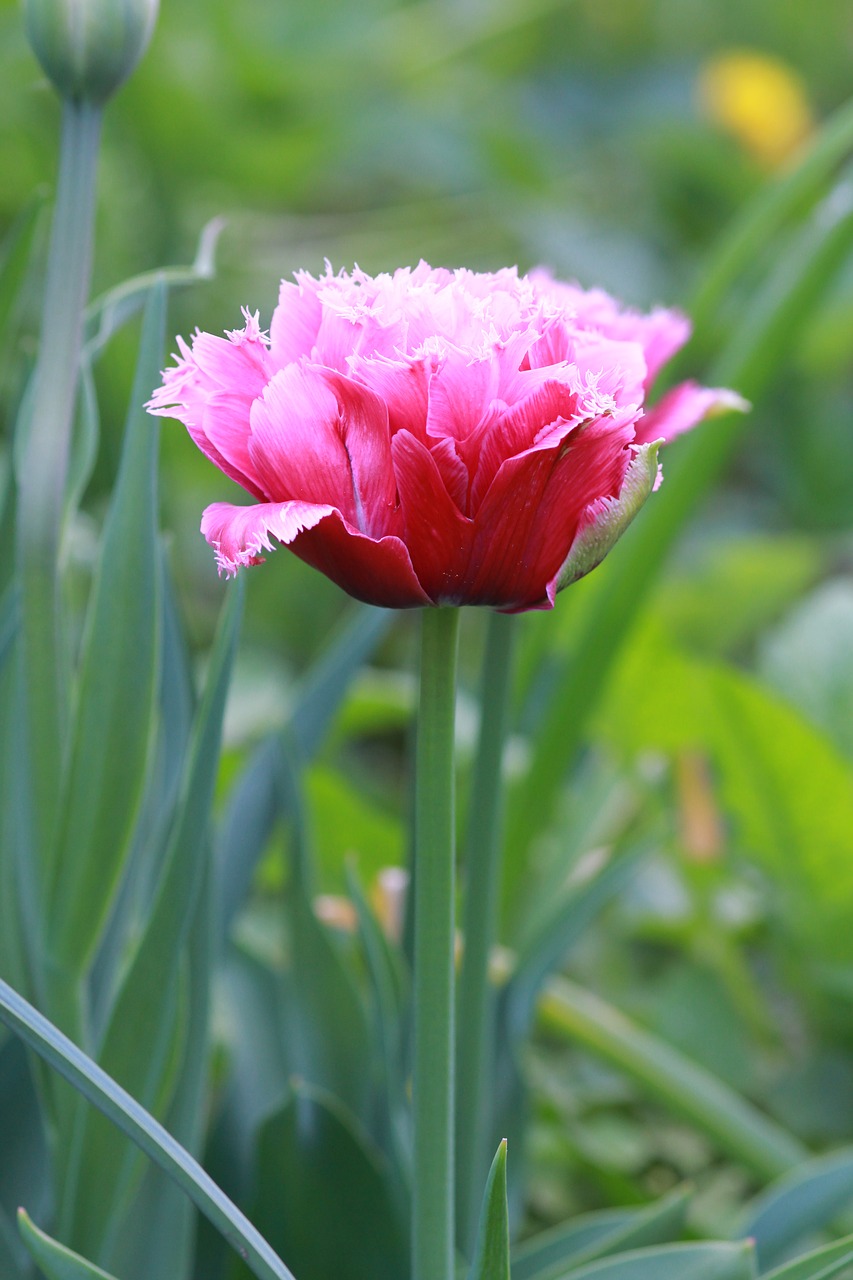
[467,1140,510,1280]
[0,1036,51,1233]
[242,1082,409,1280]
[289,603,393,760]
[0,1201,29,1278]
[690,95,853,343]
[512,1186,692,1280]
[217,602,392,943]
[64,357,99,520]
[509,845,648,1030]
[82,218,224,362]
[60,579,243,1261]
[599,627,853,956]
[49,283,165,974]
[18,1210,119,1280]
[0,976,294,1280]
[0,193,47,349]
[761,1234,853,1280]
[346,864,409,1163]
[0,582,18,678]
[307,763,403,891]
[558,1241,757,1280]
[740,1150,853,1271]
[538,976,805,1181]
[217,734,283,945]
[760,580,853,760]
[501,167,853,937]
[106,866,215,1280]
[489,845,650,1228]
[281,870,373,1123]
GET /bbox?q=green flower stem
[15,99,102,906]
[455,610,515,1255]
[413,606,461,1280]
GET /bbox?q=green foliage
[5,3,853,1280]
[467,1142,511,1280]
[18,1211,120,1280]
[238,1083,409,1280]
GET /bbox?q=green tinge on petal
[556,441,662,593]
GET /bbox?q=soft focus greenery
[4,0,853,1278]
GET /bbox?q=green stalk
[413,606,461,1280]
[15,99,102,905]
[455,610,515,1255]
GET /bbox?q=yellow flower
[698,50,814,168]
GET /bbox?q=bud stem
[15,98,102,906]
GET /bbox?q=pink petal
[247,364,398,538]
[348,354,431,441]
[634,382,749,446]
[269,275,323,368]
[202,500,334,574]
[200,392,266,499]
[426,351,501,444]
[321,368,400,536]
[201,500,430,607]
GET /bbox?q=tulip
[149,262,742,612]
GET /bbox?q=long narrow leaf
[690,96,853,338]
[49,284,165,974]
[82,218,224,361]
[61,579,244,1260]
[538,976,806,1181]
[512,1186,692,1280]
[559,1241,757,1280]
[467,1140,511,1280]
[18,1211,119,1280]
[739,1150,853,1271]
[290,605,393,759]
[762,1234,853,1280]
[106,868,216,1280]
[502,169,853,933]
[0,582,19,676]
[0,977,295,1280]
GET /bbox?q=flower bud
[23,0,159,104]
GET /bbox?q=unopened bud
[23,0,159,104]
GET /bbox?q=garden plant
[3,2,853,1280]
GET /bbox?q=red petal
[466,416,634,609]
[201,499,430,607]
[391,430,474,603]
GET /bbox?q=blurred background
[4,0,853,1251]
[4,0,853,649]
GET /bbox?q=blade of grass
[0,977,296,1280]
[537,976,806,1182]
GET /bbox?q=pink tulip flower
[149,262,742,611]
